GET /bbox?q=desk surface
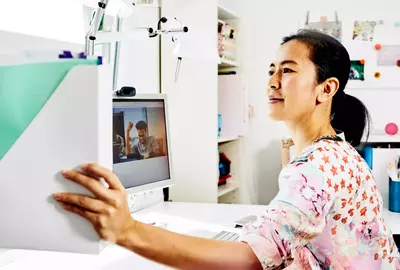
[1,202,399,269]
[0,202,267,270]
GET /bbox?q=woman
[54,30,400,269]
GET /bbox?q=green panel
[0,60,98,160]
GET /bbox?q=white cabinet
[161,0,219,203]
[218,74,247,138]
[160,0,248,204]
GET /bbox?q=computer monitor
[112,94,173,194]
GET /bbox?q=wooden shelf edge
[218,58,239,68]
[363,134,400,143]
[218,136,239,143]
[218,181,239,197]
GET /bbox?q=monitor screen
[112,98,171,190]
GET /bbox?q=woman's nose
[268,74,280,91]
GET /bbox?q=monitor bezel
[112,93,174,194]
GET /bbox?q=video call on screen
[112,99,171,189]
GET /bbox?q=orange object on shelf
[360,59,365,65]
[374,72,381,78]
[375,44,382,50]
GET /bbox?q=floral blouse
[240,136,400,269]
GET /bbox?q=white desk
[2,202,399,269]
[0,202,268,270]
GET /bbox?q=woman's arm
[240,159,333,269]
[54,163,262,270]
[119,220,261,270]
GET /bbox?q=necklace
[313,134,341,143]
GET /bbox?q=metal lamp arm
[85,0,110,55]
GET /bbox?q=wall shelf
[218,136,239,143]
[218,5,239,20]
[218,181,239,197]
[364,134,400,143]
[219,58,239,68]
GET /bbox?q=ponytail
[331,92,371,146]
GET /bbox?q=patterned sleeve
[240,160,333,269]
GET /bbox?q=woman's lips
[269,98,284,104]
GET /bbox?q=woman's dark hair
[281,29,371,146]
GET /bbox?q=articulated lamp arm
[84,0,188,56]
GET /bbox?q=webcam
[115,86,136,97]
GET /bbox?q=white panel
[161,0,219,203]
[116,6,160,94]
[218,75,246,137]
[0,65,112,254]
[348,89,400,142]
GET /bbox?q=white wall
[237,0,400,205]
[217,0,240,13]
[236,1,296,205]
[0,0,85,44]
[116,6,161,94]
[161,0,219,203]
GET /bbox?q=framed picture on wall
[304,21,342,42]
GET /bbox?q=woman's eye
[283,68,294,73]
[268,70,274,76]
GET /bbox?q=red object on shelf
[385,123,399,136]
[218,175,232,186]
[375,44,382,50]
[397,60,400,67]
[218,151,232,186]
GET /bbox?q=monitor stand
[128,188,164,214]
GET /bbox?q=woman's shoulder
[290,138,359,169]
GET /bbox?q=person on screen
[125,120,160,160]
[55,30,399,269]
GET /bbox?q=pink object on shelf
[385,123,399,135]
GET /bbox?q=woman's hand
[53,164,261,270]
[53,163,135,244]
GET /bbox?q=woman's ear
[317,77,339,103]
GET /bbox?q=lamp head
[120,0,136,9]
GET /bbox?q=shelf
[218,136,239,143]
[219,58,238,68]
[218,181,238,197]
[364,134,400,143]
[136,0,161,7]
[217,5,239,20]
